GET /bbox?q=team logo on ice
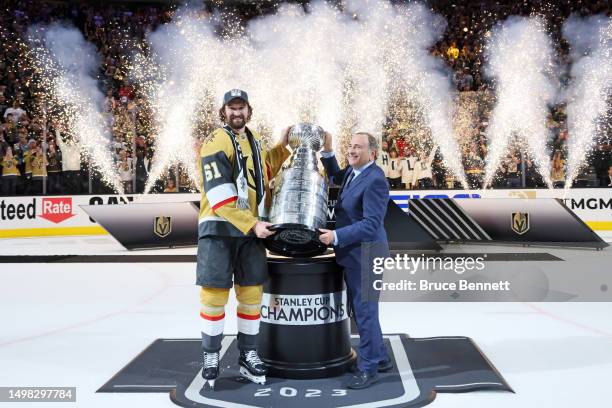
[511,212,529,235]
[154,216,172,238]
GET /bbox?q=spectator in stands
[505,154,521,188]
[413,145,439,189]
[19,138,36,194]
[551,150,565,188]
[0,94,8,117]
[104,89,117,113]
[401,148,417,189]
[386,148,404,189]
[445,172,456,189]
[0,133,7,192]
[12,129,28,186]
[553,129,568,158]
[459,67,474,91]
[56,130,82,194]
[46,138,62,194]
[432,151,446,188]
[117,149,133,193]
[134,135,150,193]
[118,80,135,101]
[607,166,612,187]
[446,40,459,60]
[178,166,193,192]
[0,133,7,158]
[394,135,406,158]
[3,100,26,123]
[592,142,612,187]
[0,119,16,146]
[29,144,47,195]
[2,115,17,144]
[1,146,19,195]
[378,139,389,173]
[524,158,544,188]
[163,178,178,193]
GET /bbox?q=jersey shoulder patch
[200,128,234,159]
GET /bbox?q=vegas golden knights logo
[511,212,529,235]
[154,216,172,238]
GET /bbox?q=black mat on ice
[98,335,512,408]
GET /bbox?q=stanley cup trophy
[265,123,329,257]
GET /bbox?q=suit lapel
[339,168,353,199]
[340,163,376,199]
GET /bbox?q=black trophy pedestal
[264,223,328,258]
[258,255,355,379]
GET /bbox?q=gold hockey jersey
[198,127,290,237]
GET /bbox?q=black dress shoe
[349,358,393,373]
[346,370,379,389]
[377,357,393,372]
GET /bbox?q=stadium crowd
[0,0,610,196]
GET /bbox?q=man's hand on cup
[318,228,335,246]
[253,220,275,238]
[323,131,333,152]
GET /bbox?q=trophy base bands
[0,387,76,402]
[374,279,511,292]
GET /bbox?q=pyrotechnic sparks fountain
[563,15,612,188]
[23,3,610,194]
[28,25,124,194]
[130,0,468,191]
[482,16,557,189]
[134,9,226,193]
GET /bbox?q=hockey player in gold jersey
[197,89,290,389]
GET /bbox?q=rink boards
[0,189,610,241]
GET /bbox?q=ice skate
[239,349,267,385]
[201,351,220,390]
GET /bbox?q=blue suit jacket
[321,156,390,271]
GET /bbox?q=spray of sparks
[23,2,609,193]
[28,24,124,194]
[371,2,469,188]
[128,0,467,190]
[483,16,557,189]
[563,15,612,188]
[134,8,224,193]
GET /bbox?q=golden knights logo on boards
[154,216,172,238]
[511,212,529,235]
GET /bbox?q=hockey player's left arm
[265,143,291,178]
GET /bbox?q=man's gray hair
[355,132,379,151]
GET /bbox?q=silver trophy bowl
[265,123,329,257]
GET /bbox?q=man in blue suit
[319,131,392,389]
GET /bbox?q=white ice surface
[1,236,611,407]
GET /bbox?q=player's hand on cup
[280,126,292,147]
[318,228,334,246]
[323,131,333,152]
[253,221,275,238]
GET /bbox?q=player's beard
[229,115,246,130]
